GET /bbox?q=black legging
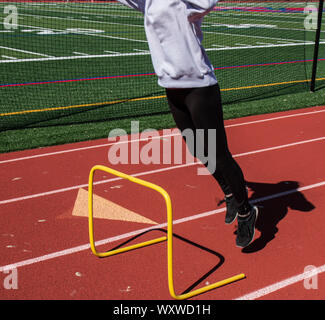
[165,83,251,215]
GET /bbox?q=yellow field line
[1,78,325,117]
[0,95,167,117]
[223,78,325,91]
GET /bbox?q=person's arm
[116,0,145,14]
[183,0,218,22]
[185,0,217,10]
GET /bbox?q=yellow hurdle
[88,165,245,300]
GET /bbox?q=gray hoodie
[117,0,218,88]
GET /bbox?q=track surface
[0,105,325,300]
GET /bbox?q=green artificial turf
[1,1,325,153]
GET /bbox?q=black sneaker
[236,206,258,248]
[224,195,238,225]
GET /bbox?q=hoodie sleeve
[183,0,218,22]
[116,0,145,14]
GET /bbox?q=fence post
[311,0,324,92]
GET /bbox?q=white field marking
[235,43,253,46]
[205,18,321,32]
[256,42,273,45]
[204,29,310,43]
[0,180,324,273]
[0,41,318,64]
[211,10,305,23]
[20,4,139,18]
[205,42,319,52]
[276,40,296,44]
[205,22,297,32]
[207,17,302,27]
[211,44,230,48]
[134,49,150,53]
[16,23,147,43]
[1,55,18,60]
[73,52,90,56]
[0,51,149,64]
[1,136,325,205]
[0,46,53,57]
[1,108,325,165]
[230,13,304,21]
[208,22,316,32]
[19,13,144,29]
[104,50,121,54]
[235,263,325,300]
[20,6,143,25]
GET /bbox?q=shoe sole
[236,206,259,248]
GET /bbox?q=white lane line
[0,161,197,205]
[0,136,325,205]
[226,109,325,128]
[235,263,325,300]
[233,136,325,158]
[1,107,324,164]
[0,133,179,165]
[1,180,324,273]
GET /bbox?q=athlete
[116,0,258,248]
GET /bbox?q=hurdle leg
[163,188,245,300]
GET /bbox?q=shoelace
[220,195,234,206]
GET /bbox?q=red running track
[0,105,325,300]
